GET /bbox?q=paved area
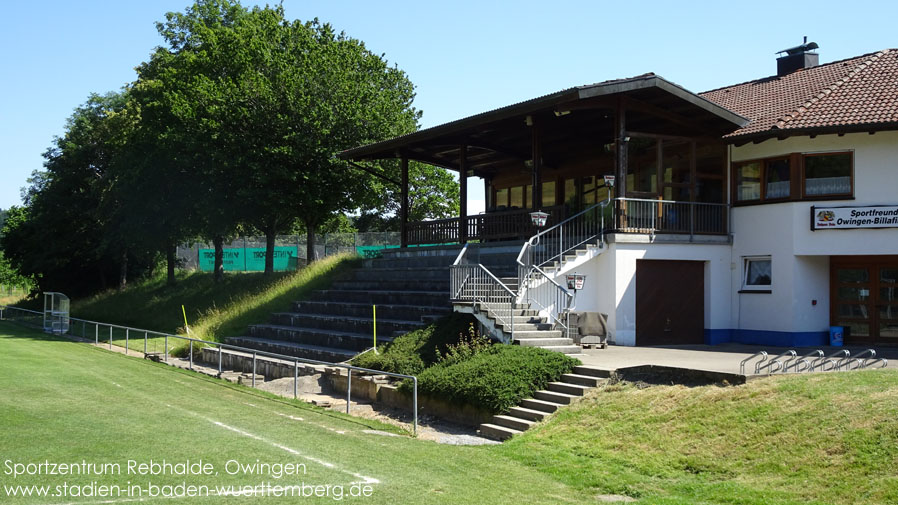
[577,342,894,375]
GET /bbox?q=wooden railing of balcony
[407,205,567,245]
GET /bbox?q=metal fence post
[95,324,98,345]
[218,346,223,375]
[189,340,193,370]
[164,335,168,362]
[125,328,129,355]
[346,368,352,414]
[144,331,147,355]
[294,360,299,400]
[82,320,85,338]
[413,377,418,436]
[252,352,257,388]
[109,326,112,350]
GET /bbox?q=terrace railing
[408,205,566,245]
[614,198,728,236]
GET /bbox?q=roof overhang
[340,74,748,174]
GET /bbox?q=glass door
[832,258,898,344]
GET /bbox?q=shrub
[406,345,580,413]
[351,313,475,375]
[436,322,492,367]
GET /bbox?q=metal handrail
[740,351,767,374]
[1,304,419,435]
[449,262,517,340]
[520,265,574,338]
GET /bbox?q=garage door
[636,260,704,346]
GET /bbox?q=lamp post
[530,210,549,245]
[566,273,586,310]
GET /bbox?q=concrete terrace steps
[227,247,461,362]
[226,337,358,363]
[479,365,609,441]
[269,312,425,335]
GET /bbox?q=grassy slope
[20,255,357,354]
[0,322,591,505]
[498,372,898,505]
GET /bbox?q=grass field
[0,322,591,505]
[3,321,897,504]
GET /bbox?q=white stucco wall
[570,239,731,346]
[730,131,898,334]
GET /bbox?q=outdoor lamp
[566,273,586,291]
[530,211,549,227]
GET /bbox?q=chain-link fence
[176,232,402,272]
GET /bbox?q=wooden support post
[400,156,409,248]
[616,99,628,229]
[531,118,542,210]
[459,145,468,244]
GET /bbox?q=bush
[351,313,475,375]
[406,345,580,413]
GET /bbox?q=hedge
[406,344,579,413]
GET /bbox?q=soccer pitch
[0,321,588,505]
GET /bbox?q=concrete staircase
[479,365,610,441]
[227,245,521,362]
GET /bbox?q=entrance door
[636,260,704,346]
[831,256,898,345]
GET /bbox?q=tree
[146,1,423,271]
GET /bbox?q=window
[495,188,508,209]
[509,186,524,209]
[734,151,853,205]
[765,158,791,199]
[743,256,772,291]
[804,152,852,196]
[735,162,762,201]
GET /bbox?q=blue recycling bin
[829,326,844,347]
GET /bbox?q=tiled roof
[700,49,898,139]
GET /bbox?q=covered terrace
[340,73,748,247]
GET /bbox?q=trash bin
[829,326,844,347]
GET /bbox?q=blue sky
[1,0,895,212]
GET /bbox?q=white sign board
[812,205,898,230]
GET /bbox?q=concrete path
[576,343,895,376]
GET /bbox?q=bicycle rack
[740,351,768,375]
[792,350,824,372]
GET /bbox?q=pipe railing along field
[1,304,418,435]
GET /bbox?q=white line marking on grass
[209,420,378,484]
[275,412,305,422]
[159,404,379,485]
[111,382,122,388]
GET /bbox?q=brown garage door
[636,260,704,346]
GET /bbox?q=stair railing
[519,265,574,338]
[514,198,610,341]
[450,244,517,341]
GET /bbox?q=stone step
[492,414,536,432]
[548,381,591,396]
[540,345,583,355]
[349,267,452,281]
[291,301,451,320]
[506,406,549,422]
[572,365,613,378]
[314,289,450,306]
[561,373,604,387]
[248,324,384,352]
[478,423,521,441]
[515,337,574,347]
[331,279,449,292]
[226,337,357,363]
[269,312,425,335]
[534,389,579,405]
[509,330,564,339]
[520,398,565,413]
[499,322,555,332]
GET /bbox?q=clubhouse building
[341,44,898,348]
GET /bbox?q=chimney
[776,37,819,76]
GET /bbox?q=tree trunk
[213,235,224,282]
[118,249,128,291]
[305,219,317,265]
[166,241,177,286]
[264,226,276,275]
